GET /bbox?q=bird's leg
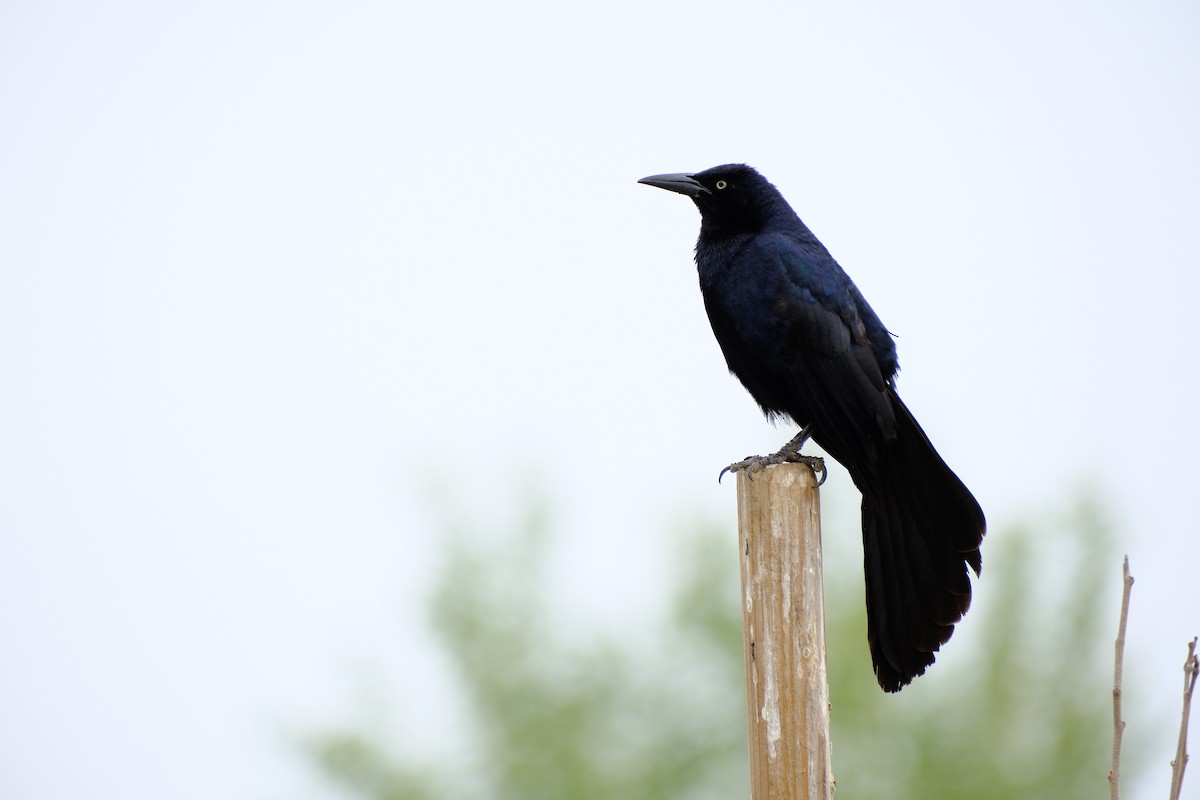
[775,425,816,459]
[718,424,827,485]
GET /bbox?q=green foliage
[825,490,1126,799]
[308,489,1138,800]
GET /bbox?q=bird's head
[638,163,784,235]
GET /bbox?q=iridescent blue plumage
[641,164,985,691]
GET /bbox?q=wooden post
[736,463,833,800]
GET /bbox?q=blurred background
[1,1,1197,798]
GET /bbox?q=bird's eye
[715,180,728,190]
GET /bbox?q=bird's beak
[638,172,711,197]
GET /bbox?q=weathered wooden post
[736,463,834,800]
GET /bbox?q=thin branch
[1169,637,1198,800]
[1109,555,1134,800]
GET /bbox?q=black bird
[639,164,985,691]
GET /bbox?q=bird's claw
[718,457,757,484]
[807,456,828,486]
[718,453,827,485]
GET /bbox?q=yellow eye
[715,180,728,190]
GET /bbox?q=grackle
[639,164,985,691]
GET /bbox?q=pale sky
[2,1,1198,798]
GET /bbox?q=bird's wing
[769,241,981,691]
[764,240,897,453]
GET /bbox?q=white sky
[1,1,1198,798]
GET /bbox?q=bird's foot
[718,424,826,485]
[718,452,826,485]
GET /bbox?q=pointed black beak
[638,172,711,197]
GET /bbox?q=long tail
[854,392,985,691]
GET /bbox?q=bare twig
[1109,556,1134,800]
[1169,637,1198,800]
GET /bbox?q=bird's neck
[694,230,755,287]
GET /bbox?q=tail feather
[862,486,954,684]
[855,393,985,692]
